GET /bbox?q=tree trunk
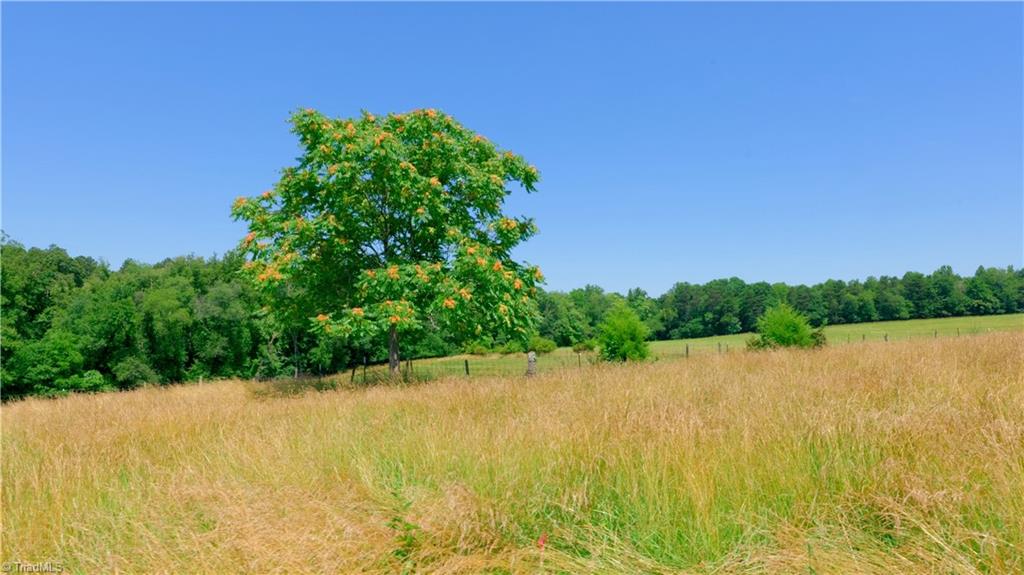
[388,325,400,377]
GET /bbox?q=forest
[2,235,1022,398]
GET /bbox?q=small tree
[232,108,543,377]
[597,304,650,362]
[747,303,825,349]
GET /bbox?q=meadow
[3,331,1022,573]
[398,313,1024,380]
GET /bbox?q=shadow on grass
[246,370,439,399]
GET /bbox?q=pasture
[3,332,1022,573]
[396,313,1024,380]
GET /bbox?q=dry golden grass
[3,334,1022,574]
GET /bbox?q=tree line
[537,266,1023,347]
[2,235,1021,398]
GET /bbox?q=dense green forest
[2,235,1022,398]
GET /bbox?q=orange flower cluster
[490,174,502,185]
[399,161,416,172]
[443,298,456,309]
[351,307,364,317]
[466,246,477,255]
[498,303,509,316]
[429,177,441,187]
[534,268,544,280]
[425,109,437,118]
[415,265,430,283]
[232,197,247,210]
[319,144,330,154]
[257,267,283,282]
[513,278,523,290]
[242,232,257,247]
[382,300,414,324]
[416,207,425,215]
[374,132,391,146]
[261,190,272,199]
[499,218,518,231]
[366,270,377,279]
[492,261,503,272]
[387,265,400,280]
[476,257,487,267]
[346,122,356,136]
[459,287,472,300]
[328,164,338,175]
[316,314,330,322]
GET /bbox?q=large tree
[232,108,543,376]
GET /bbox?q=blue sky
[3,3,1022,294]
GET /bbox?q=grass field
[3,332,1022,573]
[397,313,1024,380]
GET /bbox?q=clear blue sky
[3,3,1022,294]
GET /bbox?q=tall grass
[3,333,1022,573]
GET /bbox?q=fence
[338,325,1016,385]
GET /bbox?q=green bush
[747,303,825,349]
[55,370,111,393]
[113,356,160,388]
[494,340,525,354]
[572,339,596,353]
[528,335,557,354]
[597,305,650,362]
[464,342,491,356]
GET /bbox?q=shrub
[464,342,491,356]
[55,370,111,394]
[747,303,825,349]
[494,340,525,354]
[113,356,160,388]
[528,335,557,354]
[572,339,596,353]
[597,305,650,362]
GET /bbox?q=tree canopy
[231,108,544,375]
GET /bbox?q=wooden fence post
[884,333,888,342]
[577,353,582,368]
[718,342,722,354]
[464,359,470,376]
[685,343,689,358]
